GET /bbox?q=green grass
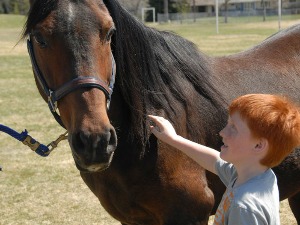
[0,14,299,225]
[0,14,26,29]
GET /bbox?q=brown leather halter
[27,38,116,129]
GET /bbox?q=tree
[148,0,184,21]
[0,0,10,14]
[223,0,230,23]
[164,0,169,21]
[119,0,145,16]
[0,0,29,15]
[261,0,267,21]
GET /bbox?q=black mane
[104,0,226,150]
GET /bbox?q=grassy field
[0,14,300,225]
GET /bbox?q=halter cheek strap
[27,38,116,129]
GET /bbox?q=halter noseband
[27,38,116,129]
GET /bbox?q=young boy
[148,94,300,225]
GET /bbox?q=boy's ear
[254,138,268,153]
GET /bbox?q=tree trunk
[133,0,142,16]
[193,0,196,22]
[1,0,10,14]
[164,0,169,22]
[224,0,229,23]
[262,0,266,21]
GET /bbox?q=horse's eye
[106,27,116,42]
[33,32,47,48]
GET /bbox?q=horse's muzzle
[69,127,117,172]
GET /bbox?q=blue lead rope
[0,124,68,160]
[0,124,51,157]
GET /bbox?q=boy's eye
[227,122,236,131]
[226,118,236,130]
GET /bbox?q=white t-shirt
[213,159,280,225]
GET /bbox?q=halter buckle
[48,90,58,112]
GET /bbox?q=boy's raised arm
[148,115,220,175]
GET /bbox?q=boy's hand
[148,115,219,175]
[148,115,177,143]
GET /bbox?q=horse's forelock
[22,0,58,39]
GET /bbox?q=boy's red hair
[229,94,300,168]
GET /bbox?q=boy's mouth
[221,142,228,150]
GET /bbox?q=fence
[156,8,300,23]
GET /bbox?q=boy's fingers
[150,127,159,137]
[148,115,164,126]
[148,115,159,122]
[150,124,161,133]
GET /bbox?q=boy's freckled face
[219,112,259,165]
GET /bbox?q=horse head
[24,0,117,172]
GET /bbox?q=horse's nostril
[109,127,117,146]
[74,131,88,151]
[79,131,88,145]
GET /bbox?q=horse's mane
[104,0,226,153]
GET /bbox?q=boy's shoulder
[233,169,278,209]
[215,159,277,189]
[231,169,280,224]
[235,169,277,195]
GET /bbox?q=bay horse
[22,0,300,224]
